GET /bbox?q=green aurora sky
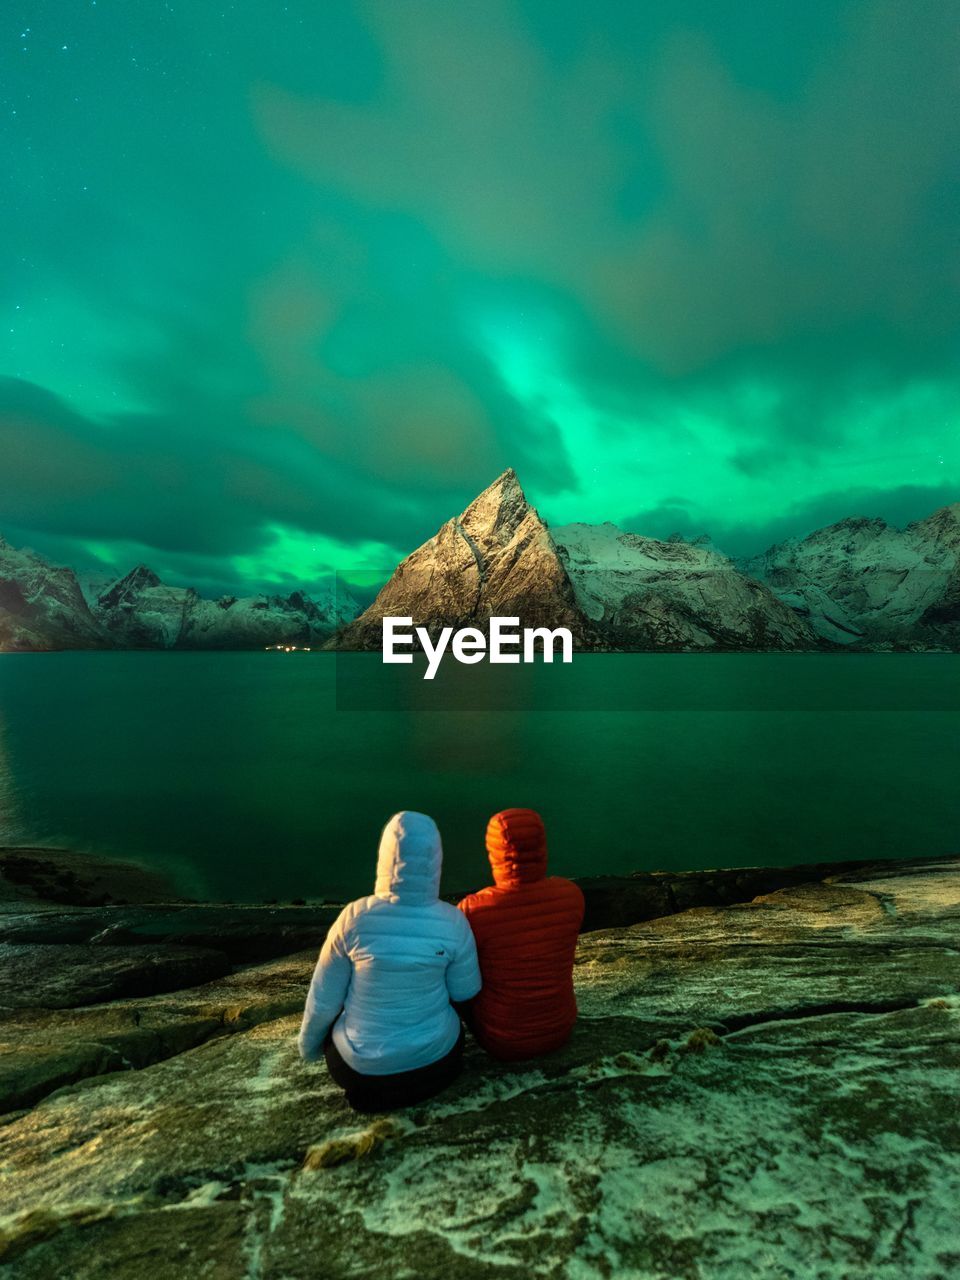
[2,0,959,596]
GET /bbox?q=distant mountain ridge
[742,504,960,649]
[0,536,356,652]
[552,518,814,651]
[3,471,960,652]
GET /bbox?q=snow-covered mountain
[743,505,960,649]
[0,541,357,652]
[333,471,821,651]
[0,535,105,651]
[554,522,816,650]
[94,565,357,650]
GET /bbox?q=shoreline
[0,846,188,909]
[3,841,957,932]
[4,645,959,655]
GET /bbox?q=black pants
[324,1028,465,1113]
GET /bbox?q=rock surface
[0,942,231,1012]
[0,848,183,908]
[0,953,313,1113]
[0,902,341,961]
[573,856,915,932]
[0,537,104,651]
[1,857,958,1278]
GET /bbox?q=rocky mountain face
[0,535,105,651]
[333,469,593,649]
[554,521,817,650]
[333,470,820,651]
[743,504,960,649]
[0,539,356,652]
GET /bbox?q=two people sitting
[297,808,585,1112]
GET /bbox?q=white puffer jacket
[298,811,482,1075]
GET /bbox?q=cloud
[246,254,505,489]
[3,0,957,584]
[598,3,960,372]
[252,0,960,384]
[252,0,626,275]
[0,377,420,585]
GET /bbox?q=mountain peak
[331,467,590,647]
[835,516,887,532]
[807,515,889,542]
[912,501,960,525]
[98,565,162,610]
[908,501,960,545]
[119,565,163,591]
[463,467,524,506]
[458,468,530,540]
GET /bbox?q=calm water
[0,652,957,901]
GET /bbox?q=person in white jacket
[298,810,482,1112]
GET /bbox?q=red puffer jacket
[458,809,585,1060]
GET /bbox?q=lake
[0,652,957,902]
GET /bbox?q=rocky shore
[1,849,958,1277]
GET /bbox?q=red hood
[487,808,547,888]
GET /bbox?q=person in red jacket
[457,808,585,1061]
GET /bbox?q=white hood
[374,811,442,905]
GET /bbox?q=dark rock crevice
[716,996,926,1036]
